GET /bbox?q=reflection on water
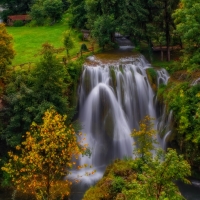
[177,179,200,200]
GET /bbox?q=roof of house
[8,15,31,21]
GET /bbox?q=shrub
[13,20,24,27]
[112,177,125,194]
[78,32,83,41]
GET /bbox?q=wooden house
[7,15,31,26]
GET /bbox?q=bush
[112,176,125,194]
[80,43,88,52]
[13,20,24,27]
[78,32,83,41]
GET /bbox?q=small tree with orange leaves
[132,116,157,161]
[2,109,88,200]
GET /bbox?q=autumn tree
[2,109,88,200]
[132,116,157,161]
[0,23,15,77]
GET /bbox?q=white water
[69,54,171,199]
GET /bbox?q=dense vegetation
[0,0,200,199]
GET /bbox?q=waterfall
[69,54,171,199]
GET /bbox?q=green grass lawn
[7,18,92,66]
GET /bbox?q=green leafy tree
[85,0,123,47]
[29,0,64,25]
[63,31,74,58]
[162,82,200,168]
[173,0,200,69]
[67,0,87,29]
[43,0,63,23]
[0,23,15,77]
[2,109,88,200]
[151,0,180,61]
[91,15,116,49]
[84,116,191,200]
[1,43,72,147]
[124,149,191,200]
[29,1,46,26]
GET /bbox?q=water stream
[69,49,200,199]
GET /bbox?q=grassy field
[6,17,92,66]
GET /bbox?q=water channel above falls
[69,47,200,200]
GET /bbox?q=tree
[124,149,191,200]
[0,23,15,77]
[151,0,180,61]
[2,109,88,200]
[1,43,72,147]
[91,15,116,49]
[83,116,191,200]
[43,0,64,23]
[67,0,87,29]
[173,0,200,69]
[29,1,46,26]
[85,0,123,47]
[132,116,157,161]
[29,0,64,25]
[162,82,200,168]
[63,31,74,58]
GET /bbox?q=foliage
[111,176,125,194]
[157,83,167,101]
[91,15,116,49]
[132,116,157,161]
[13,20,24,27]
[67,0,87,29]
[1,43,72,147]
[65,58,84,107]
[29,0,64,25]
[0,23,15,77]
[2,109,88,200]
[124,149,190,200]
[162,82,200,167]
[63,31,74,58]
[84,116,191,200]
[29,2,46,26]
[173,0,200,69]
[146,68,157,91]
[43,0,64,23]
[80,43,88,52]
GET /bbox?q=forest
[0,0,200,199]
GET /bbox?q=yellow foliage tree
[132,116,157,161]
[0,23,15,77]
[2,109,88,200]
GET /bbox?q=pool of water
[177,179,200,200]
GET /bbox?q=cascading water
[69,53,170,199]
